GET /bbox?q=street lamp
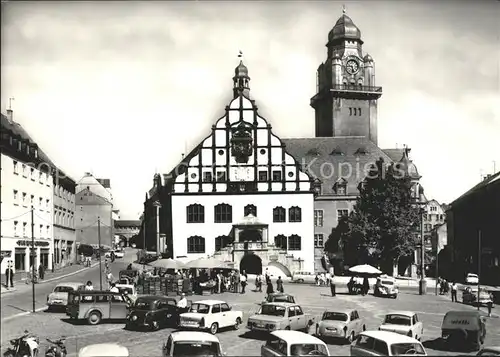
[152,201,162,257]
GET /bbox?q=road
[1,268,499,356]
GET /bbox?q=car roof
[385,311,415,317]
[360,331,421,344]
[271,330,326,344]
[324,308,353,314]
[263,302,296,307]
[74,290,122,295]
[467,273,478,276]
[56,282,84,288]
[194,300,227,305]
[444,310,481,317]
[78,343,129,357]
[170,331,220,343]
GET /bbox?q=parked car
[47,282,85,311]
[115,284,137,303]
[105,250,124,259]
[78,343,129,357]
[261,330,330,356]
[477,347,500,356]
[441,310,486,351]
[179,300,243,334]
[262,293,296,305]
[162,331,226,356]
[291,272,316,283]
[351,331,427,356]
[315,309,365,342]
[247,302,316,333]
[374,275,398,298]
[466,273,479,285]
[462,287,493,306]
[66,290,129,325]
[126,296,181,330]
[378,311,424,340]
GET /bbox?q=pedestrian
[315,274,319,286]
[5,261,14,288]
[38,264,45,280]
[266,275,274,298]
[330,276,336,296]
[487,294,493,317]
[109,282,119,293]
[240,271,247,294]
[362,277,369,296]
[276,276,284,293]
[126,263,133,270]
[451,282,458,302]
[106,271,115,289]
[85,280,94,290]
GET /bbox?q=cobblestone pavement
[1,280,499,356]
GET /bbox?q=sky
[2,1,499,220]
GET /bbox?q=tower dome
[328,13,363,44]
[232,59,250,99]
[234,60,249,78]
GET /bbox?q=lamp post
[418,189,427,295]
[153,201,162,257]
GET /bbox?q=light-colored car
[291,271,316,283]
[316,309,365,342]
[105,250,124,258]
[262,293,296,305]
[162,331,226,356]
[374,276,398,298]
[78,343,129,357]
[351,331,427,356]
[47,282,85,310]
[115,284,137,303]
[466,273,479,285]
[247,303,316,333]
[179,300,243,334]
[261,330,330,356]
[378,311,424,340]
[462,287,493,306]
[477,347,500,356]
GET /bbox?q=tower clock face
[345,59,360,75]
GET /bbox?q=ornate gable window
[273,207,286,222]
[330,147,344,156]
[187,236,205,253]
[244,204,257,217]
[215,235,233,251]
[288,206,302,222]
[230,122,253,163]
[354,146,368,155]
[333,178,348,195]
[215,203,232,223]
[186,204,205,223]
[288,235,302,251]
[274,234,287,249]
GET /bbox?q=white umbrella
[348,264,382,275]
[149,258,186,270]
[187,257,230,269]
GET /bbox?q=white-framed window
[13,161,19,174]
[30,167,35,180]
[22,192,27,206]
[13,221,18,236]
[30,195,34,206]
[39,171,43,183]
[22,222,27,237]
[46,199,49,209]
[314,233,324,248]
[314,210,324,227]
[39,197,43,208]
[62,213,66,226]
[337,209,349,221]
[39,224,43,238]
[46,225,50,238]
[13,190,18,204]
[22,164,27,177]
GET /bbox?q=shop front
[14,239,52,272]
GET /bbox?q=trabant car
[78,343,129,357]
[378,311,424,340]
[466,273,479,285]
[463,287,493,306]
[162,331,226,356]
[261,330,330,356]
[262,293,296,305]
[374,275,398,298]
[66,290,129,325]
[179,300,243,334]
[247,303,315,333]
[291,272,316,283]
[351,331,427,356]
[47,282,85,310]
[315,309,365,342]
[441,310,486,350]
[126,296,181,331]
[477,347,500,356]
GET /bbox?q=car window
[54,286,75,293]
[290,344,328,356]
[212,304,221,313]
[373,339,389,355]
[172,341,219,356]
[390,343,426,355]
[190,303,210,314]
[221,303,230,312]
[265,337,280,352]
[167,300,176,306]
[354,311,359,319]
[413,315,418,324]
[80,294,95,303]
[322,312,348,321]
[111,294,124,302]
[96,295,109,303]
[355,335,374,350]
[288,307,296,317]
[277,339,287,355]
[351,311,357,321]
[260,305,286,317]
[295,306,304,316]
[157,301,166,309]
[384,314,411,326]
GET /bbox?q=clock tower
[310,9,382,144]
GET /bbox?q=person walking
[266,275,274,298]
[362,277,369,296]
[240,271,247,294]
[276,276,284,293]
[5,261,14,288]
[487,294,493,317]
[329,276,336,296]
[451,282,458,302]
[38,264,45,280]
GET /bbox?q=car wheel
[209,322,218,334]
[87,311,102,325]
[298,279,304,283]
[234,318,242,330]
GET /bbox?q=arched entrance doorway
[240,253,262,275]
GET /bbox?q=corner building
[157,62,316,275]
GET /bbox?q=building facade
[1,110,54,273]
[53,175,77,267]
[423,199,446,242]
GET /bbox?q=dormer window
[330,147,344,156]
[306,148,321,157]
[313,178,322,195]
[333,178,348,195]
[354,147,368,155]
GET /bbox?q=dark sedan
[126,296,180,331]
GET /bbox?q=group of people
[347,276,370,295]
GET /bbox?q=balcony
[233,241,269,251]
[310,84,383,105]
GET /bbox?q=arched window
[214,204,232,223]
[187,236,205,253]
[273,207,286,222]
[215,235,233,251]
[244,204,257,217]
[288,235,301,251]
[186,204,204,223]
[288,206,302,222]
[274,234,287,250]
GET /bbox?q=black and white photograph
[1,1,499,356]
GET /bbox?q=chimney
[6,108,13,123]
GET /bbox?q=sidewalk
[1,262,99,295]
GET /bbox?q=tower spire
[233,51,250,99]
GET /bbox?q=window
[355,335,374,349]
[30,167,35,180]
[13,221,18,236]
[39,197,43,208]
[337,209,348,221]
[272,170,282,182]
[186,204,205,223]
[13,161,19,174]
[314,234,324,248]
[274,235,287,249]
[187,236,205,253]
[337,185,346,195]
[221,303,230,312]
[13,190,18,204]
[439,214,443,220]
[216,171,227,182]
[39,224,43,238]
[30,195,34,205]
[358,108,362,116]
[288,307,296,317]
[212,304,221,313]
[258,171,268,181]
[288,206,302,222]
[46,199,49,209]
[244,204,257,217]
[273,207,286,222]
[203,172,213,183]
[314,210,323,227]
[22,192,27,206]
[288,235,301,250]
[215,236,232,251]
[214,204,232,223]
[22,164,27,177]
[372,340,389,355]
[22,222,27,237]
[39,172,43,182]
[46,226,50,237]
[430,206,437,212]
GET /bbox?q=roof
[195,299,227,305]
[359,330,420,343]
[384,311,416,317]
[450,171,500,207]
[444,310,482,317]
[170,331,220,343]
[329,14,362,43]
[382,148,405,163]
[78,344,129,357]
[234,214,268,226]
[270,330,325,344]
[55,282,84,288]
[282,137,396,195]
[114,220,141,228]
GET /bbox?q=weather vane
[238,50,243,59]
[342,4,346,14]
